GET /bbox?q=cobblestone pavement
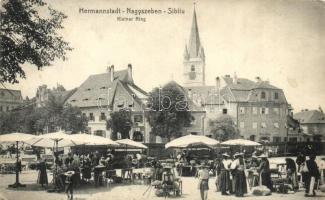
[0,171,324,200]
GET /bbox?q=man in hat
[219,153,232,195]
[258,154,273,192]
[197,163,209,200]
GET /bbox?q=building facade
[66,64,151,143]
[293,109,325,142]
[0,88,23,112]
[182,7,290,142]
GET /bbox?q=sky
[3,0,325,112]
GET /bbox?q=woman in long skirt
[258,154,273,192]
[37,158,48,187]
[233,153,247,197]
[219,153,231,195]
[198,164,209,200]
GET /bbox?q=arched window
[191,65,195,72]
[261,91,266,99]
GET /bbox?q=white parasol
[70,133,119,146]
[26,130,77,148]
[0,132,36,188]
[221,139,261,146]
[165,134,219,149]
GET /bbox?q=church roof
[188,8,202,58]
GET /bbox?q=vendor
[219,153,231,195]
[258,154,273,192]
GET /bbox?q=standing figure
[37,158,48,187]
[233,153,247,197]
[197,164,209,200]
[219,153,232,195]
[285,158,298,191]
[305,154,320,197]
[258,154,273,192]
[65,171,75,200]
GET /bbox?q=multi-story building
[293,109,325,142]
[0,88,23,112]
[66,64,151,142]
[182,7,290,142]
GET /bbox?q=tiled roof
[293,110,325,124]
[0,88,23,102]
[67,69,146,108]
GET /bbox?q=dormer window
[86,88,91,91]
[71,99,76,102]
[100,86,106,89]
[261,91,266,99]
[83,98,89,101]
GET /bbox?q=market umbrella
[71,133,119,146]
[221,139,261,146]
[26,130,78,148]
[165,134,219,149]
[0,132,36,188]
[25,131,78,187]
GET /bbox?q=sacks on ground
[155,189,164,197]
[320,184,325,192]
[151,180,162,186]
[251,185,271,196]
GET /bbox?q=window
[261,108,266,114]
[191,65,195,72]
[134,115,143,123]
[222,108,228,114]
[100,112,106,121]
[273,108,279,115]
[6,106,9,111]
[289,137,297,142]
[261,91,266,99]
[274,123,279,128]
[249,135,256,141]
[89,113,94,121]
[240,122,245,129]
[274,92,279,99]
[253,107,258,115]
[253,122,257,129]
[273,137,281,143]
[239,107,245,114]
[261,122,267,128]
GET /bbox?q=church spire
[188,6,201,58]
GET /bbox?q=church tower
[183,6,205,87]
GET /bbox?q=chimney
[110,65,114,82]
[216,77,220,89]
[128,64,133,83]
[234,72,238,84]
[255,76,262,83]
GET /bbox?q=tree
[208,114,239,142]
[146,81,193,141]
[0,0,72,84]
[60,104,88,133]
[106,109,132,140]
